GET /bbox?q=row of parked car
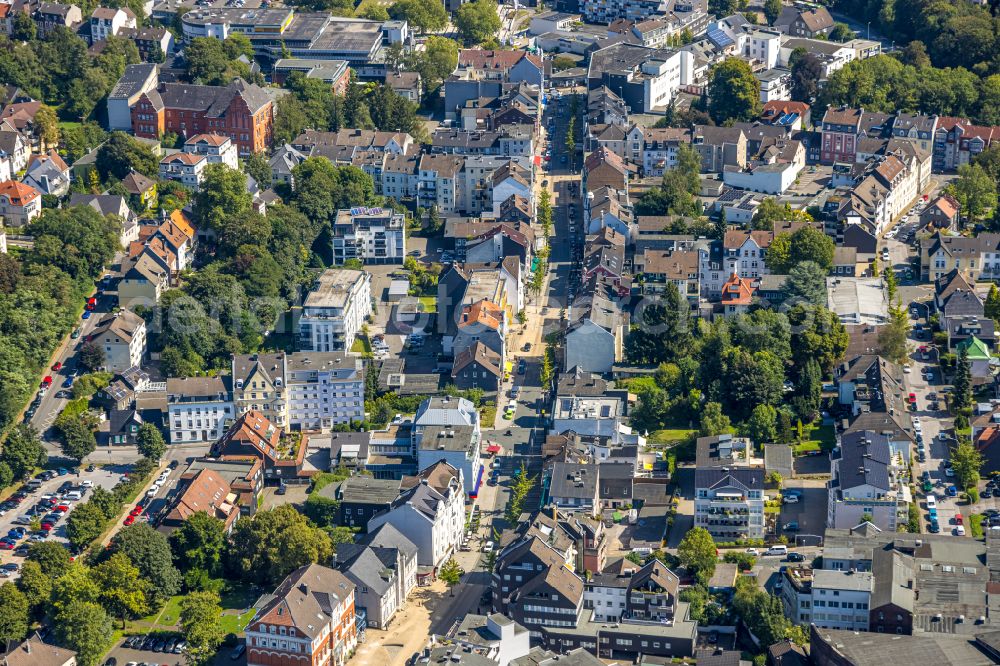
[122,634,187,654]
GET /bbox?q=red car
[123,515,135,526]
[0,541,14,550]
[85,297,97,311]
[54,504,69,513]
[40,523,53,531]
[51,362,62,372]
[130,505,143,517]
[908,393,917,403]
[41,376,52,387]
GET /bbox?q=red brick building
[131,78,273,156]
[245,564,358,666]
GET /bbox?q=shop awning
[487,444,502,454]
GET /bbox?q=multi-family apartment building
[245,564,358,666]
[90,6,136,41]
[694,434,765,540]
[298,269,372,352]
[780,566,873,630]
[166,376,234,444]
[933,116,1000,172]
[286,352,364,430]
[90,310,147,373]
[920,232,1000,282]
[366,461,466,567]
[331,207,406,265]
[587,43,694,114]
[0,180,40,227]
[827,430,909,532]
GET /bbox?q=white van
[926,494,937,510]
[765,545,788,556]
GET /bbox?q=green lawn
[792,423,836,456]
[350,336,371,354]
[418,295,437,313]
[219,610,256,634]
[648,429,695,446]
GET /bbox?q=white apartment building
[780,567,873,631]
[286,352,365,430]
[331,207,406,265]
[91,6,136,42]
[827,430,909,533]
[366,462,466,567]
[166,376,234,444]
[90,310,147,373]
[694,435,766,540]
[182,134,239,169]
[159,153,208,190]
[415,425,482,495]
[298,269,372,352]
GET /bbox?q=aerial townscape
[1,0,1000,665]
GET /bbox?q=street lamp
[866,21,870,40]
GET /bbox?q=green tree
[95,131,158,181]
[677,527,717,581]
[985,284,1000,323]
[953,344,973,414]
[439,557,464,596]
[388,0,448,32]
[790,51,824,103]
[454,0,503,45]
[746,404,778,443]
[242,151,272,189]
[948,164,997,221]
[135,423,167,461]
[66,502,108,550]
[0,583,28,644]
[763,0,782,24]
[405,35,459,95]
[55,600,114,666]
[709,0,739,17]
[878,304,911,364]
[180,591,226,665]
[789,225,835,270]
[829,22,855,41]
[34,103,59,147]
[11,10,36,41]
[951,435,983,490]
[78,341,105,372]
[781,261,828,307]
[57,417,96,464]
[227,505,333,586]
[16,561,51,614]
[0,424,46,481]
[766,233,792,272]
[170,511,226,580]
[109,523,182,604]
[27,541,72,577]
[92,552,150,628]
[699,401,731,437]
[194,163,254,232]
[708,58,761,124]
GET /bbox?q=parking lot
[775,480,828,542]
[0,466,123,578]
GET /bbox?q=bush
[970,513,985,539]
[907,502,920,533]
[722,551,756,570]
[966,487,980,504]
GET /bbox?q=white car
[482,541,494,554]
[746,548,760,556]
[945,467,955,477]
[955,525,966,536]
[783,494,800,504]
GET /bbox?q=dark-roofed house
[827,430,905,532]
[451,341,503,395]
[365,461,465,566]
[244,564,357,666]
[564,293,626,374]
[330,476,401,532]
[774,6,834,37]
[767,640,808,666]
[335,531,418,630]
[549,462,600,512]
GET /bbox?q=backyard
[791,423,837,456]
[124,583,259,638]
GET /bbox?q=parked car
[783,521,800,531]
[787,552,806,563]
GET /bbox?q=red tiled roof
[0,180,39,205]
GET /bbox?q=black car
[983,489,993,498]
[142,636,157,651]
[786,552,805,563]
